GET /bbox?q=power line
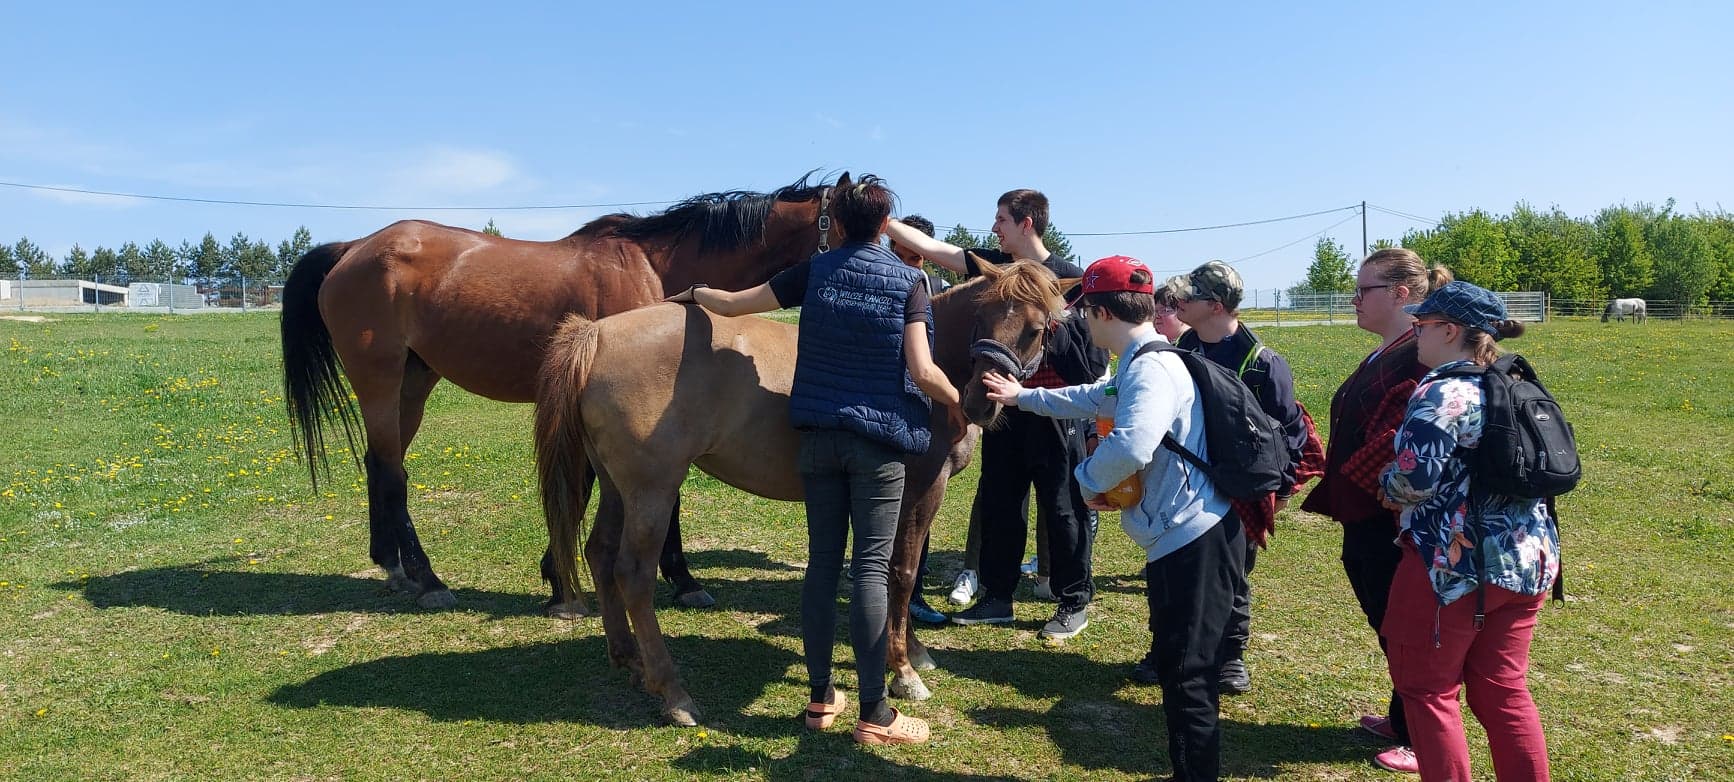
[1229,211,1363,263]
[938,204,1361,238]
[1367,203,1438,224]
[0,180,678,212]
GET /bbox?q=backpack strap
[1120,343,1213,473]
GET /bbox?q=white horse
[1603,297,1647,323]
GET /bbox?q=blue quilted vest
[789,242,933,454]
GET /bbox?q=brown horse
[535,259,1070,725]
[281,173,842,609]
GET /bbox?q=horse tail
[281,241,362,490]
[535,314,602,608]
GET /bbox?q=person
[888,189,1109,640]
[887,214,951,626]
[670,174,962,746]
[1300,248,1452,774]
[1380,281,1557,780]
[1168,260,1311,695]
[1155,274,1191,342]
[982,254,1241,781]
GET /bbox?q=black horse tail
[535,314,602,611]
[281,241,362,490]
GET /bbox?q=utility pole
[1361,200,1369,259]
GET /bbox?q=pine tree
[17,238,55,278]
[63,244,91,278]
[482,219,504,237]
[142,239,179,283]
[88,246,120,281]
[0,243,16,277]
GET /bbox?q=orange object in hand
[1093,417,1144,510]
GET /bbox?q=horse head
[937,254,1078,427]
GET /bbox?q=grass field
[2,313,1731,781]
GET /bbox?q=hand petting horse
[280,173,843,610]
[534,259,1070,726]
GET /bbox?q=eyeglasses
[1411,319,1452,335]
[1353,284,1390,299]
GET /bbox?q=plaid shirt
[1301,332,1429,524]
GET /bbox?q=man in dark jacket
[887,189,1109,640]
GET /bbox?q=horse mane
[573,171,830,252]
[937,259,1066,314]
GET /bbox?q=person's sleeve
[1018,378,1111,420]
[1380,379,1462,506]
[1341,378,1420,496]
[1044,314,1111,385]
[1074,355,1172,497]
[905,278,930,325]
[767,262,810,308]
[1257,352,1308,497]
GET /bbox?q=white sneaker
[948,570,980,605]
[1032,576,1055,601]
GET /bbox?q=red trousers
[1383,546,1550,781]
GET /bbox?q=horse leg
[391,353,455,608]
[347,345,453,609]
[588,482,639,673]
[616,491,700,726]
[661,498,716,609]
[887,456,950,701]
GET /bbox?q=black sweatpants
[1341,518,1411,746]
[976,407,1094,608]
[1145,514,1244,782]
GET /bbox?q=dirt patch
[0,315,54,323]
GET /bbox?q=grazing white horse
[1603,297,1647,323]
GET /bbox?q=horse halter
[970,337,1044,381]
[813,187,832,256]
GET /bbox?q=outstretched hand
[981,372,1023,406]
[945,404,970,445]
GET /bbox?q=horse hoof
[417,589,458,610]
[546,601,592,620]
[675,589,717,609]
[663,697,702,727]
[889,674,931,701]
[909,646,937,671]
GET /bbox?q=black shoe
[908,596,947,625]
[1219,658,1250,695]
[949,597,1014,625]
[1129,657,1161,685]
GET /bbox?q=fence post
[241,274,248,312]
[94,275,101,313]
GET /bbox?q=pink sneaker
[1359,714,1399,741]
[1373,746,1419,774]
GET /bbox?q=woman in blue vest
[669,173,963,746]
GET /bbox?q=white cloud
[388,146,524,198]
[29,184,143,208]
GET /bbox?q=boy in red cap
[983,255,1243,782]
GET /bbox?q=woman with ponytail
[1379,280,1557,780]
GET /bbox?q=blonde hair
[1452,319,1528,365]
[1363,248,1453,304]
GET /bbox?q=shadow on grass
[53,560,544,618]
[52,548,805,620]
[939,646,1375,779]
[268,635,801,730]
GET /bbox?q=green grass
[2,313,1731,781]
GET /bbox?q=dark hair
[997,189,1050,236]
[1363,248,1453,303]
[1080,267,1156,323]
[901,214,935,237]
[831,174,897,242]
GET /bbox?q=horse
[280,172,843,611]
[1603,297,1647,323]
[534,259,1069,726]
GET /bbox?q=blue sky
[3,1,1731,292]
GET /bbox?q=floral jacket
[1380,360,1560,606]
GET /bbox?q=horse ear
[1055,276,1082,292]
[835,171,852,190]
[971,252,1002,279]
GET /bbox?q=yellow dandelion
[35,708,47,717]
[211,648,220,656]
[233,538,243,544]
[324,515,334,521]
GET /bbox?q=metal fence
[1,275,283,313]
[1549,298,1734,320]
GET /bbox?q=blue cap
[1404,281,1507,338]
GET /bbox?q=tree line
[0,227,317,288]
[1296,201,1734,304]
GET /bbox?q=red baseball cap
[1069,255,1154,308]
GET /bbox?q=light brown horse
[535,259,1071,725]
[281,173,842,609]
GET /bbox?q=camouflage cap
[1184,260,1244,311]
[1158,274,1191,307]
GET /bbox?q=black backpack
[1126,343,1289,499]
[1436,353,1581,499]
